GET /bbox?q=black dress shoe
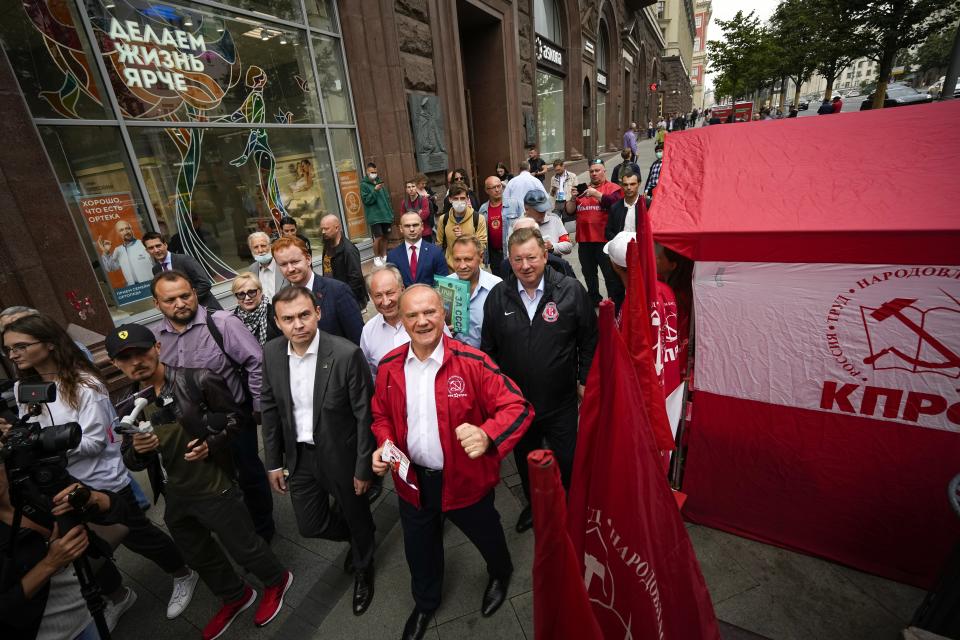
[515,505,533,533]
[352,568,374,616]
[481,574,511,617]
[401,608,432,640]
[343,547,354,574]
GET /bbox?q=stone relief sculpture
[408,93,448,173]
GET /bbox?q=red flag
[620,221,675,452]
[568,301,721,639]
[529,450,603,640]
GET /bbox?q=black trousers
[287,444,375,571]
[578,242,622,306]
[398,467,512,612]
[165,485,286,602]
[232,415,275,539]
[95,483,185,593]
[513,402,579,501]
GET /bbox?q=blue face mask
[656,151,663,160]
[254,253,273,265]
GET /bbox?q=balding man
[98,220,154,286]
[248,231,286,302]
[371,285,534,639]
[320,214,367,308]
[478,176,522,277]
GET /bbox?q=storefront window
[534,0,563,44]
[215,0,301,23]
[329,129,370,243]
[596,93,606,153]
[83,0,323,124]
[314,35,354,123]
[306,0,338,33]
[0,0,114,120]
[38,125,158,316]
[536,70,564,162]
[128,126,339,271]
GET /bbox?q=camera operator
[0,465,111,640]
[108,324,292,639]
[1,315,195,627]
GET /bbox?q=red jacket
[371,335,534,510]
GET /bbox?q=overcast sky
[705,0,778,89]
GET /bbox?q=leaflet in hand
[381,440,417,490]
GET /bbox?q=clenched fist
[455,423,491,460]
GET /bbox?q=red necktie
[409,245,418,280]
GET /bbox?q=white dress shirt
[517,276,545,322]
[360,313,411,380]
[405,238,423,268]
[622,196,640,233]
[260,260,278,301]
[288,331,320,445]
[404,340,445,470]
[157,251,173,272]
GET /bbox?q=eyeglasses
[3,342,41,356]
[234,289,261,300]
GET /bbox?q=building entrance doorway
[457,1,507,197]
[582,78,592,160]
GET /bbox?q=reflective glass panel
[328,129,370,244]
[0,0,113,119]
[38,125,157,317]
[305,0,337,32]
[83,0,322,122]
[536,70,564,161]
[129,125,340,271]
[314,35,353,123]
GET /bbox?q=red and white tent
[652,101,960,588]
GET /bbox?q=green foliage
[708,10,777,101]
[906,21,957,73]
[769,0,819,87]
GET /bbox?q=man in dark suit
[271,237,364,345]
[144,231,222,309]
[319,214,367,309]
[386,212,448,287]
[261,285,376,616]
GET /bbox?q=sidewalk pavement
[111,135,925,639]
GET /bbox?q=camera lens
[38,422,82,454]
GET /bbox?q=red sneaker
[202,586,256,640]
[253,571,293,627]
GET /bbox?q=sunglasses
[234,289,260,300]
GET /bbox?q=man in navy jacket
[387,213,448,287]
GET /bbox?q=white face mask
[451,200,468,214]
[254,253,273,265]
[656,151,663,160]
[368,173,378,181]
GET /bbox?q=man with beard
[98,220,154,286]
[151,271,276,542]
[319,214,367,309]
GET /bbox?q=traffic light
[649,82,659,92]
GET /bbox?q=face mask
[656,151,663,160]
[368,173,378,181]
[254,253,273,265]
[451,201,468,214]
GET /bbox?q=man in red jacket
[370,285,534,640]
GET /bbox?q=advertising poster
[338,169,369,240]
[434,275,470,335]
[79,192,154,305]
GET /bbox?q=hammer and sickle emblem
[863,297,960,370]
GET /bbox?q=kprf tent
[652,101,960,588]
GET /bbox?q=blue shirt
[454,269,502,348]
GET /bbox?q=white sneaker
[372,256,384,267]
[104,586,137,631]
[167,569,200,619]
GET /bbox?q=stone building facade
[657,0,695,115]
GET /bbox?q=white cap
[603,231,636,268]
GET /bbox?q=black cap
[105,323,157,359]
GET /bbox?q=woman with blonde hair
[231,272,280,346]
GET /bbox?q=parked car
[860,82,933,110]
[798,101,809,110]
[928,76,960,98]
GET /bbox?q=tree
[911,22,956,74]
[770,0,820,107]
[707,11,771,101]
[809,0,871,102]
[861,0,960,108]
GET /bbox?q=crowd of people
[0,135,693,640]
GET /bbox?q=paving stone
[687,524,761,604]
[510,591,534,639]
[436,608,527,639]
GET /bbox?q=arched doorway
[582,77,592,159]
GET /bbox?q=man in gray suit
[247,231,287,302]
[260,285,376,616]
